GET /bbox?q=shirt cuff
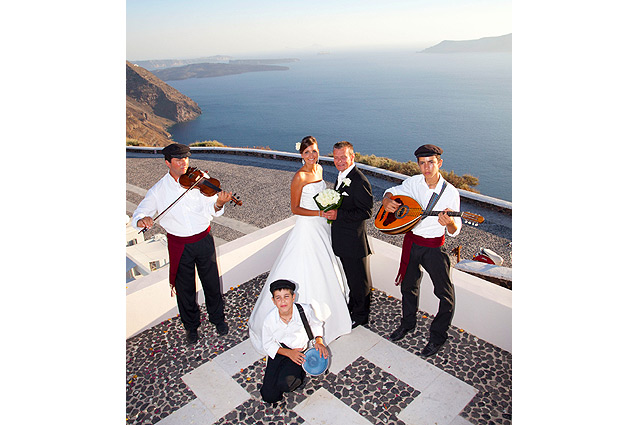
[212,204,224,217]
[265,343,280,360]
[446,218,462,237]
[211,195,225,216]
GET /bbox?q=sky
[126,0,512,60]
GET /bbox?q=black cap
[162,143,191,159]
[414,144,443,158]
[270,279,296,295]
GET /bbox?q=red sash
[166,226,211,296]
[395,231,444,285]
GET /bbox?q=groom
[324,141,374,328]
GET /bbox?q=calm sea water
[168,50,512,201]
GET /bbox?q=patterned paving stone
[126,273,511,425]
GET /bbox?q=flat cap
[414,144,443,158]
[270,279,296,295]
[162,143,191,159]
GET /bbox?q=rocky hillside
[126,61,201,147]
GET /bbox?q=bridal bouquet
[313,188,343,224]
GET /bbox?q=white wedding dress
[248,180,352,355]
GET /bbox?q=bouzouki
[374,195,484,235]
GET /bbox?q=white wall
[369,238,512,352]
[126,217,295,338]
[126,217,512,352]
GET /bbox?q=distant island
[229,58,299,65]
[130,55,300,81]
[152,62,294,81]
[131,56,232,71]
[419,33,511,53]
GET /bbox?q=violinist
[132,143,233,344]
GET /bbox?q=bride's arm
[290,172,326,217]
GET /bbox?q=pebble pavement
[126,274,512,425]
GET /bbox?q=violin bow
[138,174,205,234]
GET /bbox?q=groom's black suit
[331,166,374,325]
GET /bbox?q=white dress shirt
[384,173,462,238]
[261,303,324,359]
[131,172,225,237]
[336,164,355,189]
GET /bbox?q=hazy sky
[126,0,511,60]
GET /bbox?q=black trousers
[260,352,305,403]
[174,233,225,331]
[340,255,372,324]
[400,244,454,345]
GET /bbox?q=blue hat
[303,347,329,375]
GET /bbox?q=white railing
[126,146,512,212]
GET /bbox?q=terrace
[125,147,512,425]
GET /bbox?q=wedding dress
[248,180,351,355]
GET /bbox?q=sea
[167,50,512,201]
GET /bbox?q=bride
[248,136,352,355]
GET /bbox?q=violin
[138,166,242,234]
[179,167,242,206]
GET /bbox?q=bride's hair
[299,135,317,153]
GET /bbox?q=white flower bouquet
[313,188,344,224]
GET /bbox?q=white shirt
[131,172,225,237]
[261,303,324,359]
[384,173,462,238]
[336,164,355,189]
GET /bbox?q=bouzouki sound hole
[395,205,409,219]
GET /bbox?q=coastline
[165,51,512,201]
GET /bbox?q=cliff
[126,61,201,147]
[420,33,512,53]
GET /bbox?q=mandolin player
[382,144,462,358]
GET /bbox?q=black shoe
[290,376,306,392]
[186,329,199,344]
[216,321,229,336]
[421,340,446,357]
[389,326,413,342]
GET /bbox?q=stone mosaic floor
[221,356,421,425]
[126,273,512,425]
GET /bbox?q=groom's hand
[324,210,337,220]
